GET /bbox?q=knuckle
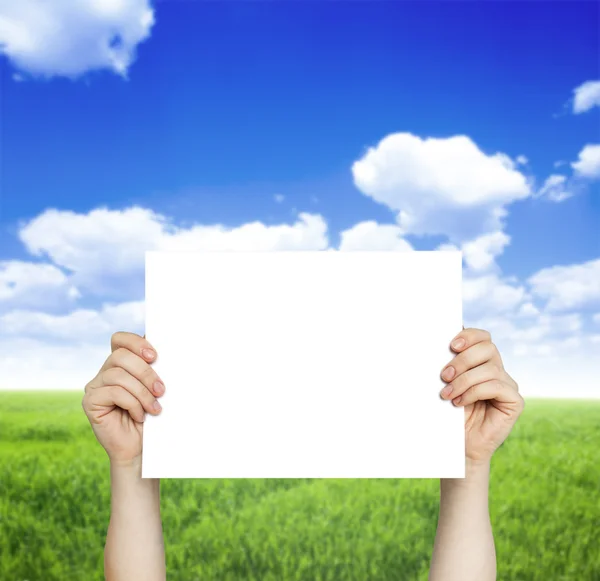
[141,386,157,407]
[464,349,479,368]
[112,346,128,361]
[110,331,124,349]
[141,364,156,384]
[491,344,501,360]
[453,375,466,394]
[101,367,122,385]
[480,339,493,351]
[452,352,466,371]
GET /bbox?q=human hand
[439,328,524,465]
[82,332,165,466]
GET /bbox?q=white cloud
[161,212,328,252]
[527,258,600,311]
[594,313,600,324]
[19,207,329,298]
[571,144,600,179]
[573,80,600,114]
[463,273,527,320]
[0,337,108,390]
[461,231,510,272]
[517,302,540,318]
[467,306,600,398]
[516,155,528,165]
[274,194,285,203]
[536,174,573,202]
[0,300,144,341]
[436,243,460,252]
[351,133,530,241]
[1,208,329,390]
[0,0,155,78]
[338,221,413,252]
[0,260,80,309]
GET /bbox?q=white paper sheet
[142,251,464,479]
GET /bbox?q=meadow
[1,392,598,581]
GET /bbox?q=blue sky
[0,0,599,394]
[3,1,598,271]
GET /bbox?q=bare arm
[429,327,524,581]
[105,457,166,581]
[82,332,167,581]
[429,458,495,581]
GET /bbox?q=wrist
[441,458,490,491]
[465,456,491,475]
[110,455,159,488]
[110,453,143,470]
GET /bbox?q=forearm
[429,459,495,581]
[105,458,166,581]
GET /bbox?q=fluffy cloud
[1,207,330,389]
[536,145,600,201]
[461,231,510,272]
[466,298,599,398]
[527,258,600,311]
[463,273,527,320]
[0,337,108,390]
[19,207,329,298]
[0,260,80,310]
[160,213,328,253]
[338,221,413,252]
[571,144,600,179]
[351,133,531,241]
[536,174,573,202]
[573,80,600,114]
[0,300,144,341]
[0,0,154,78]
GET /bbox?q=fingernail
[451,338,465,350]
[153,401,162,413]
[442,366,455,381]
[453,396,462,405]
[440,385,453,398]
[142,348,156,361]
[153,381,165,396]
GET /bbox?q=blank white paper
[142,251,464,479]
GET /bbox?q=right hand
[82,332,165,466]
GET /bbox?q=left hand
[440,327,524,464]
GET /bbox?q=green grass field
[1,392,599,581]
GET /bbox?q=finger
[100,367,162,415]
[441,340,500,382]
[440,361,503,400]
[506,372,519,392]
[84,385,147,423]
[449,327,492,353]
[451,379,525,410]
[101,347,165,397]
[111,331,157,363]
